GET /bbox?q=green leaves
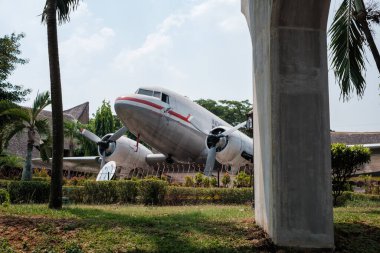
[41,0,81,24]
[329,0,367,100]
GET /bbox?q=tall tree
[42,0,80,209]
[195,99,252,137]
[0,33,31,102]
[95,100,115,137]
[329,0,380,99]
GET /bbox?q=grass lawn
[0,203,379,253]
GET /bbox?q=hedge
[7,181,50,204]
[164,187,253,205]
[138,179,167,205]
[64,181,139,204]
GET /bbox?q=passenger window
[137,89,153,96]
[153,91,161,99]
[162,93,170,104]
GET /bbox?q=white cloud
[218,14,246,33]
[113,0,240,72]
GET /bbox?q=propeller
[80,126,128,168]
[189,118,247,176]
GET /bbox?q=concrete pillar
[242,0,334,249]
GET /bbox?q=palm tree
[0,101,29,154]
[0,92,51,180]
[329,0,380,100]
[64,119,81,156]
[21,91,51,180]
[42,0,80,209]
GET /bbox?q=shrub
[222,173,231,187]
[210,177,218,187]
[202,177,210,187]
[138,179,167,205]
[0,189,10,207]
[184,176,194,187]
[7,181,50,203]
[194,172,204,187]
[233,171,251,188]
[331,143,371,205]
[33,168,49,178]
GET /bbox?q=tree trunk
[355,0,380,74]
[46,0,63,209]
[21,135,34,181]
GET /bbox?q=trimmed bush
[82,181,119,204]
[138,179,167,205]
[116,180,138,203]
[7,181,50,203]
[165,187,253,205]
[63,186,85,204]
[76,181,139,204]
[0,189,10,207]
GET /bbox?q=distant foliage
[95,100,114,137]
[195,99,252,137]
[331,143,371,205]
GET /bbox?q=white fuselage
[114,87,253,169]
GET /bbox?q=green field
[0,203,379,253]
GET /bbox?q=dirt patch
[0,215,81,252]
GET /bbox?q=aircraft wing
[32,156,100,173]
[145,154,167,165]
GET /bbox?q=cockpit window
[137,89,153,96]
[162,93,170,104]
[153,91,161,99]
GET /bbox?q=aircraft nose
[114,96,136,124]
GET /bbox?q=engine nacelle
[206,126,253,169]
[98,134,153,169]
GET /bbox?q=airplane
[33,127,165,180]
[33,86,253,180]
[113,86,253,175]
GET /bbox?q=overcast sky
[1,0,380,132]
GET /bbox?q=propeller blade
[109,126,128,142]
[221,121,247,137]
[204,146,216,176]
[81,129,101,143]
[100,151,106,168]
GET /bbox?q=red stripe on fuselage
[116,97,164,110]
[116,97,190,123]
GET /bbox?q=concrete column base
[242,0,334,249]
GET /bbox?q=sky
[1,0,380,132]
